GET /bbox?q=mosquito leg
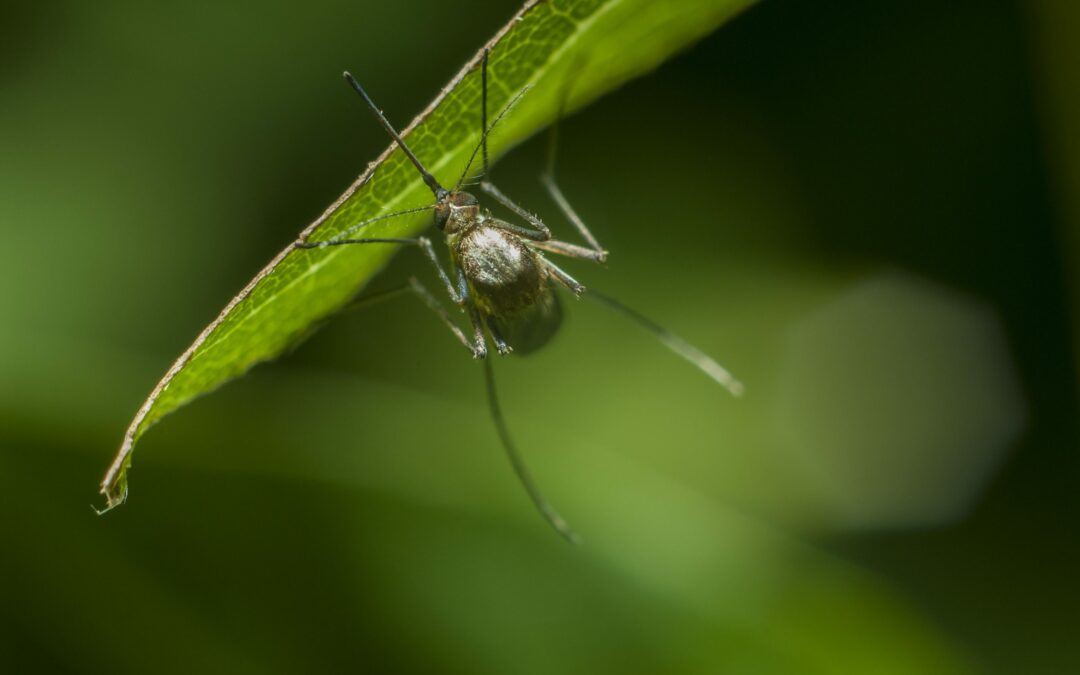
[282,284,415,356]
[585,289,744,397]
[540,113,607,261]
[540,257,585,296]
[479,181,551,241]
[539,174,607,262]
[408,277,488,357]
[483,217,552,244]
[295,236,464,306]
[483,315,513,355]
[483,357,578,543]
[454,265,489,359]
[334,278,485,358]
[529,239,606,262]
[465,302,488,360]
[339,284,413,313]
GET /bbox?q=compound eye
[434,203,450,230]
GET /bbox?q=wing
[490,287,562,355]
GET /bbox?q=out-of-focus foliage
[1,1,1077,674]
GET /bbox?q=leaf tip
[96,459,131,515]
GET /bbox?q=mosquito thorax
[434,191,481,234]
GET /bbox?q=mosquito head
[434,190,479,233]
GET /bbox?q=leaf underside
[100,0,758,510]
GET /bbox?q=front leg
[529,238,607,263]
[479,180,551,241]
[540,101,608,262]
[539,174,608,263]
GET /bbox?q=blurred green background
[2,1,1078,673]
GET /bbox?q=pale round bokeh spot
[773,272,1026,531]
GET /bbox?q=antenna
[481,48,490,178]
[343,71,447,199]
[455,85,530,191]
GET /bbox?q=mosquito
[294,49,742,542]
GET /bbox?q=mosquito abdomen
[456,224,547,315]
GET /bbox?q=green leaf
[99,0,758,510]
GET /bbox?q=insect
[295,49,742,542]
